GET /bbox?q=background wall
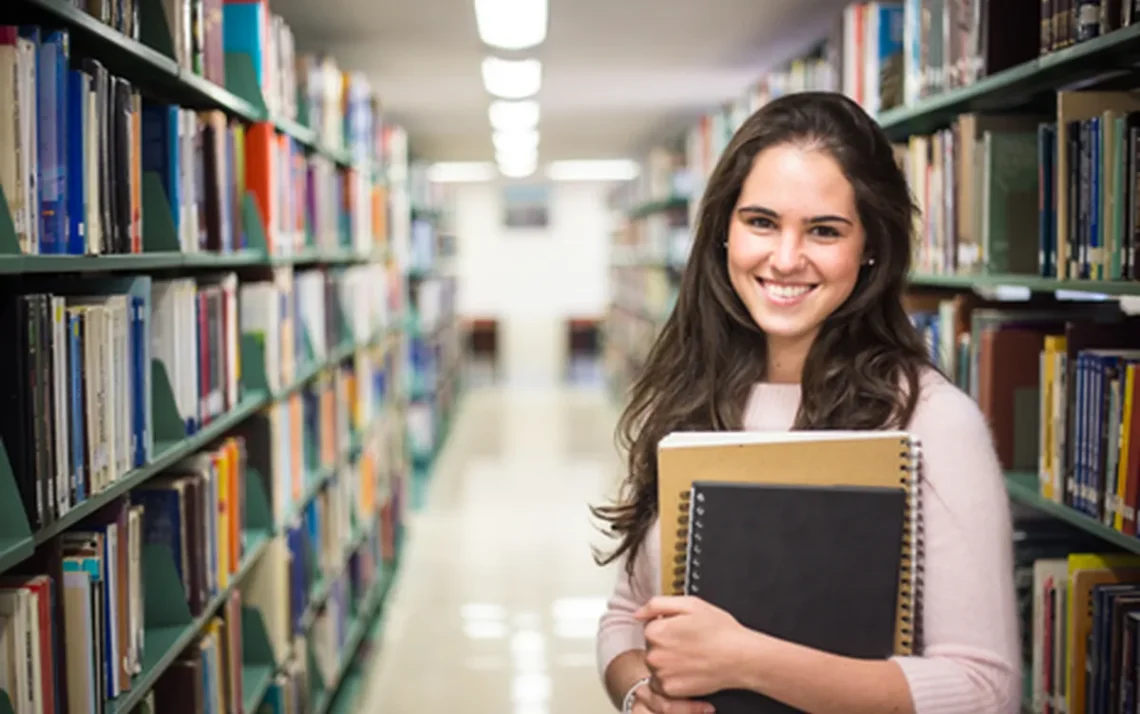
[450,180,615,385]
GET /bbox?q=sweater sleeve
[596,518,658,680]
[890,374,1022,714]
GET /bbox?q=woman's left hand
[633,596,759,699]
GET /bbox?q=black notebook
[683,480,909,713]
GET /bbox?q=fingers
[635,684,715,714]
[634,595,695,622]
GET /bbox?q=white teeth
[764,283,812,299]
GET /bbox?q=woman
[591,91,1021,714]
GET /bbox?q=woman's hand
[634,595,758,699]
[630,680,716,714]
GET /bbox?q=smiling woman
[590,91,1021,714]
[726,144,868,383]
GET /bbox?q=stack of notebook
[657,430,924,713]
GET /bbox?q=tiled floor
[356,383,626,713]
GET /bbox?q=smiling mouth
[755,278,817,304]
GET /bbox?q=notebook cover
[685,480,907,713]
[656,430,921,655]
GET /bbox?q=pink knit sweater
[596,370,1023,713]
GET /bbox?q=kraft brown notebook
[656,430,924,658]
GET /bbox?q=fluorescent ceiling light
[498,150,537,178]
[474,0,547,50]
[499,161,536,178]
[427,161,497,183]
[545,159,641,181]
[482,57,541,99]
[493,128,539,154]
[496,147,537,168]
[489,99,539,131]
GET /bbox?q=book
[657,429,923,659]
[682,480,909,713]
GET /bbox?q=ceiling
[270,0,851,163]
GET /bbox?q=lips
[756,277,817,305]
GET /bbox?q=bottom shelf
[241,663,276,714]
[313,557,399,714]
[326,555,399,714]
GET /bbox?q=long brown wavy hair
[592,91,934,576]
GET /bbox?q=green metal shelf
[0,250,258,274]
[1005,471,1140,555]
[877,23,1140,139]
[271,115,355,168]
[313,573,393,714]
[0,247,377,274]
[626,196,690,220]
[241,664,276,714]
[907,272,1140,297]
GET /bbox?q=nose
[769,228,803,274]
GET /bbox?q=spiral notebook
[656,430,924,662]
[683,481,908,713]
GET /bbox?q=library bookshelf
[0,0,448,713]
[604,3,1140,713]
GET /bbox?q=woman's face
[725,142,867,352]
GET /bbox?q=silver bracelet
[622,676,651,713]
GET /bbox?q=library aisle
[356,384,623,713]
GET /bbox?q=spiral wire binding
[672,489,692,594]
[897,434,924,655]
[683,489,703,595]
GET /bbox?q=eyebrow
[736,205,853,226]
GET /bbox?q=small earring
[863,257,875,266]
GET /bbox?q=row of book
[610,204,691,268]
[841,0,1136,115]
[1042,94,1140,283]
[239,263,391,396]
[405,270,459,467]
[677,0,1140,213]
[143,514,388,714]
[607,148,692,220]
[683,45,835,189]
[0,401,403,714]
[285,465,370,638]
[603,306,657,394]
[225,0,381,164]
[0,278,156,532]
[308,525,384,696]
[895,93,1140,282]
[0,433,254,714]
[1041,0,1140,55]
[1022,541,1140,714]
[902,292,1140,536]
[0,28,145,256]
[608,264,673,323]
[0,265,395,535]
[153,275,241,439]
[68,0,384,167]
[239,343,391,533]
[896,112,1038,277]
[0,20,385,259]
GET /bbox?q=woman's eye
[810,225,841,238]
[747,217,775,230]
